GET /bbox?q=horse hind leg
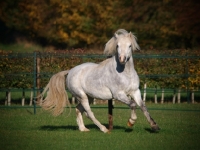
[81,99,109,133]
[76,103,90,132]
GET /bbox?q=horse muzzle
[119,55,128,64]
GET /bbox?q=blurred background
[0,0,199,52]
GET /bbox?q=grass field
[0,103,200,150]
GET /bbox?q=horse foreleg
[76,103,90,132]
[81,100,109,133]
[114,91,138,127]
[131,89,160,131]
[140,103,160,131]
[127,100,137,127]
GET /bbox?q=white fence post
[172,89,176,104]
[72,97,75,105]
[93,98,96,105]
[161,88,164,104]
[177,89,181,103]
[5,89,11,106]
[154,86,157,104]
[29,90,33,106]
[112,99,115,105]
[191,90,194,103]
[143,83,147,103]
[22,89,25,106]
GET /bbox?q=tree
[0,0,199,49]
[172,0,200,48]
[0,0,116,47]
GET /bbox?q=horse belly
[84,86,113,100]
[67,63,113,100]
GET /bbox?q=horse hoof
[102,128,109,133]
[84,128,90,132]
[106,130,111,134]
[127,120,134,127]
[80,128,90,132]
[151,125,160,131]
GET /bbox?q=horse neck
[125,56,135,72]
[114,54,135,73]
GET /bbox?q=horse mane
[104,29,140,56]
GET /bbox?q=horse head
[104,29,140,65]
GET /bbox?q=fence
[0,51,200,111]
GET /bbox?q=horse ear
[129,32,140,51]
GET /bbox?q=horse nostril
[119,55,126,63]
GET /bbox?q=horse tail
[39,70,70,116]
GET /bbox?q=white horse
[40,29,160,133]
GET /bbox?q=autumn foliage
[0,0,199,49]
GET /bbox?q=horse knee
[129,100,137,109]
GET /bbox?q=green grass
[0,104,200,150]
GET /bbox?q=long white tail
[39,70,70,116]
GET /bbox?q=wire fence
[0,51,200,111]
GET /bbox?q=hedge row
[0,49,199,90]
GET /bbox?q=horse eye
[129,45,131,48]
[116,45,119,49]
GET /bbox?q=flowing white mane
[104,29,140,56]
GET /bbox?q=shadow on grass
[39,124,125,131]
[40,125,78,131]
[144,128,160,133]
[39,124,155,133]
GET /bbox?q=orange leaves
[0,0,199,48]
[58,29,69,42]
[0,0,117,46]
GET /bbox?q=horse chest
[112,71,139,92]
